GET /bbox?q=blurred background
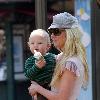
[0,0,100,100]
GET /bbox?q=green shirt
[24,53,56,87]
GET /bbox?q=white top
[51,56,84,100]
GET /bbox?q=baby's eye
[31,42,34,44]
[38,42,43,44]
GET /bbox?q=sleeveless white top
[51,56,84,100]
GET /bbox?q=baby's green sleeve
[24,56,42,81]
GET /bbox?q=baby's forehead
[30,33,45,39]
[29,34,47,42]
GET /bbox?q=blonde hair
[50,27,89,89]
[29,29,51,45]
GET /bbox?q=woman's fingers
[28,86,37,96]
[31,81,37,84]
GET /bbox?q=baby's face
[28,35,49,55]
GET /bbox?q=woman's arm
[28,69,77,100]
[29,81,58,100]
[58,69,77,100]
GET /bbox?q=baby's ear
[27,42,30,47]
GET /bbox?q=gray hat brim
[48,24,61,29]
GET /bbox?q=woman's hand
[28,81,40,96]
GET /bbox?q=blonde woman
[28,12,89,100]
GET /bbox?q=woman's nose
[51,33,55,39]
[50,33,54,36]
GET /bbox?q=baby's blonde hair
[29,29,51,45]
[50,27,89,89]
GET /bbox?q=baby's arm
[24,57,43,80]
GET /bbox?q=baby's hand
[35,58,46,68]
[34,50,46,68]
[34,50,44,60]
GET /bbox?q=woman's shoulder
[67,56,83,66]
[64,56,84,77]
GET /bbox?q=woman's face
[50,31,66,51]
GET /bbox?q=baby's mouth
[35,49,39,51]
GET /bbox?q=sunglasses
[47,28,65,36]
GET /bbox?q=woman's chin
[54,44,58,48]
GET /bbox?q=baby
[24,29,56,100]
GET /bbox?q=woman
[28,12,89,100]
